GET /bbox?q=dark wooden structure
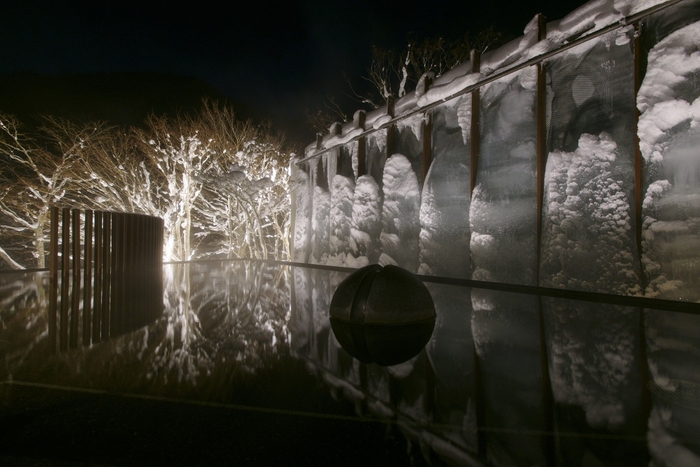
[48,208,164,352]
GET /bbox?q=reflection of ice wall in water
[470,70,537,285]
[638,20,700,300]
[380,154,420,271]
[348,175,382,267]
[645,310,700,465]
[419,97,472,278]
[542,133,640,295]
[545,302,640,428]
[310,268,331,363]
[290,266,312,352]
[470,289,545,466]
[425,283,478,451]
[328,175,355,266]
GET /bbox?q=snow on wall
[380,154,421,271]
[328,174,355,266]
[541,133,640,295]
[310,186,330,264]
[348,174,382,267]
[638,20,700,300]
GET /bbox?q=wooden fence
[47,207,164,352]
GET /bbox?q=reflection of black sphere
[329,265,435,366]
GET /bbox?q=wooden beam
[70,209,80,348]
[60,208,70,351]
[48,206,59,353]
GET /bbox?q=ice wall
[292,0,700,304]
[328,174,355,266]
[291,166,311,263]
[348,175,382,267]
[638,20,700,300]
[311,186,330,264]
[471,70,538,285]
[419,97,472,279]
[542,133,640,294]
[380,154,420,271]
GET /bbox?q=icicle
[350,142,359,180]
[457,94,473,146]
[397,114,424,145]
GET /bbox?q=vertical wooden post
[386,95,396,162]
[132,215,139,329]
[135,214,139,329]
[355,110,367,177]
[83,210,93,345]
[634,22,652,439]
[146,216,154,321]
[123,214,130,332]
[118,213,128,334]
[534,13,556,467]
[156,218,164,315]
[102,212,111,340]
[110,213,121,336]
[60,208,70,351]
[539,301,556,467]
[48,206,59,353]
[634,23,646,289]
[69,209,81,348]
[358,140,367,177]
[536,13,548,285]
[93,211,103,343]
[470,49,481,196]
[638,306,651,429]
[473,341,487,459]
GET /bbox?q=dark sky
[0,0,587,145]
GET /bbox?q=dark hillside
[0,72,256,127]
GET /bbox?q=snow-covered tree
[0,115,104,269]
[0,102,293,269]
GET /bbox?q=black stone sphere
[329,264,436,366]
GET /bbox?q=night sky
[0,0,587,146]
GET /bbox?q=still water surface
[1,260,699,466]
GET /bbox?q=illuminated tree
[0,102,293,269]
[0,115,104,268]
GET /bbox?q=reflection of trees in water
[140,261,293,385]
[0,272,48,379]
[2,262,292,393]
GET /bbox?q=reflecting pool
[1,260,699,466]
